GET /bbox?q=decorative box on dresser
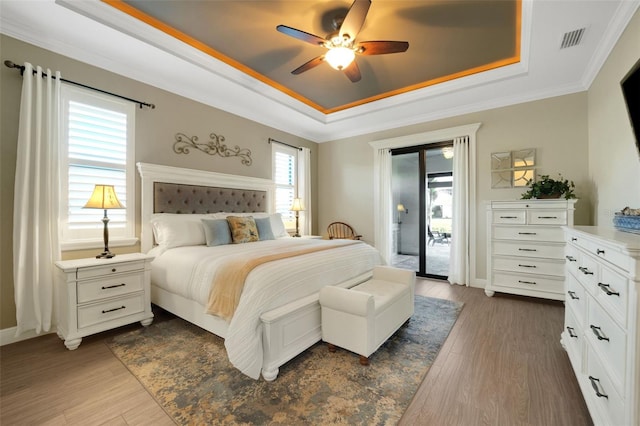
[54,253,154,350]
[486,199,577,300]
[561,226,640,426]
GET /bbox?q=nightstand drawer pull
[568,291,579,300]
[518,248,537,252]
[102,306,126,314]
[566,326,578,338]
[578,266,594,275]
[588,376,608,399]
[500,216,518,219]
[597,283,620,296]
[101,283,126,290]
[518,232,537,235]
[565,255,577,262]
[571,237,578,241]
[112,268,117,272]
[518,280,536,285]
[590,325,610,341]
[596,249,605,255]
[537,216,558,219]
[518,264,536,268]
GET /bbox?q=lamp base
[96,251,115,259]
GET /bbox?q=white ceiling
[1,0,638,143]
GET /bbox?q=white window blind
[273,145,297,227]
[60,85,135,247]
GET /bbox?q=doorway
[391,142,453,279]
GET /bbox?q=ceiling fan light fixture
[325,47,355,70]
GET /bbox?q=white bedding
[150,238,382,379]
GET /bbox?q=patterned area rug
[107,295,463,425]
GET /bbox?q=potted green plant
[521,174,576,199]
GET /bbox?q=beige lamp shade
[83,184,125,209]
[397,203,406,212]
[290,198,304,212]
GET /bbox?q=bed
[137,163,382,380]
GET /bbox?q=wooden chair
[327,222,362,240]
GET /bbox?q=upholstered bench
[319,265,415,365]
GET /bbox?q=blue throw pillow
[201,218,232,246]
[255,216,275,240]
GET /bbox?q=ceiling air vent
[560,28,586,49]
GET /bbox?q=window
[272,144,297,230]
[59,85,136,249]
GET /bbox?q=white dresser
[54,253,154,350]
[561,226,640,426]
[486,199,577,300]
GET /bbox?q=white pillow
[150,214,209,248]
[270,213,290,238]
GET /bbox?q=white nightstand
[54,253,154,350]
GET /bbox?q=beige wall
[318,92,591,283]
[0,35,317,330]
[588,9,640,225]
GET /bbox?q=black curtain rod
[4,60,155,110]
[268,138,302,151]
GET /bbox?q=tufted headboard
[153,182,267,214]
[137,163,275,252]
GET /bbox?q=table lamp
[83,184,125,258]
[290,198,304,237]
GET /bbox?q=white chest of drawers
[561,226,640,426]
[486,199,577,300]
[54,253,154,350]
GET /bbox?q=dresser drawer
[566,273,587,325]
[492,271,564,294]
[493,241,564,259]
[585,347,625,426]
[77,272,144,304]
[587,302,627,395]
[564,305,584,369]
[564,243,581,276]
[575,253,600,294]
[77,260,146,280]
[493,257,565,277]
[77,293,145,329]
[595,266,629,327]
[493,226,564,242]
[527,210,567,225]
[492,210,526,224]
[590,245,632,273]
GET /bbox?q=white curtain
[297,147,312,235]
[373,148,392,265]
[13,63,62,336]
[448,136,470,286]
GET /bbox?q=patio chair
[428,225,449,246]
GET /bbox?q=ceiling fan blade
[339,0,371,41]
[276,25,326,46]
[356,41,410,55]
[291,55,326,75]
[343,60,361,82]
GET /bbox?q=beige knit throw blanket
[206,240,361,321]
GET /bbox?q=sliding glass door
[391,142,453,279]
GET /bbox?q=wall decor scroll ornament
[173,132,252,166]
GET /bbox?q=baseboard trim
[470,278,487,289]
[0,326,56,346]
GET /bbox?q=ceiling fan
[276,0,409,83]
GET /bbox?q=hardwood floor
[0,279,591,425]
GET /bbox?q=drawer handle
[518,248,537,252]
[588,376,608,399]
[518,264,536,268]
[565,255,577,262]
[111,268,117,273]
[571,237,578,242]
[101,283,126,290]
[566,326,578,338]
[578,266,594,275]
[596,249,605,255]
[590,325,610,342]
[597,283,620,297]
[567,291,579,300]
[537,216,558,219]
[518,232,537,235]
[518,280,536,285]
[102,306,126,314]
[500,216,518,219]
